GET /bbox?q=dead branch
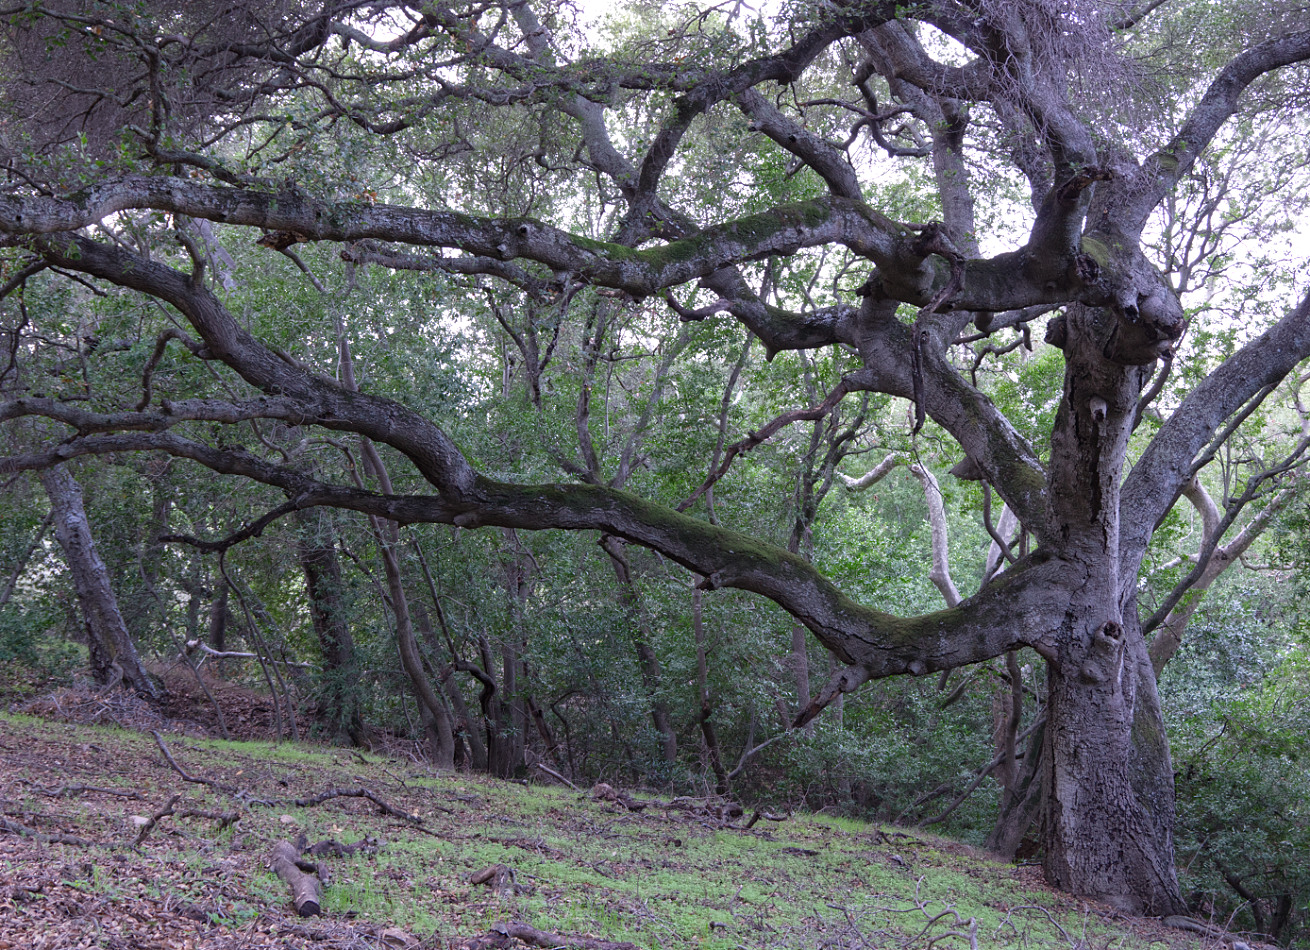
[176,807,241,830]
[151,730,238,793]
[292,788,425,823]
[678,377,854,512]
[589,782,649,811]
[181,639,316,668]
[453,921,639,950]
[470,863,517,896]
[131,792,181,848]
[532,761,579,790]
[0,814,96,847]
[304,836,377,858]
[20,781,143,800]
[270,838,323,917]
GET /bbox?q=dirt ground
[0,678,1268,950]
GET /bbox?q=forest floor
[0,679,1265,950]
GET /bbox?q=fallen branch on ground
[176,806,241,830]
[151,731,238,793]
[0,814,96,847]
[589,782,648,811]
[270,838,322,917]
[304,836,377,857]
[453,921,639,950]
[532,761,578,790]
[1161,915,1254,950]
[20,781,143,800]
[292,788,425,823]
[130,792,181,848]
[470,863,517,896]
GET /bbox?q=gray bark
[7,4,1310,916]
[38,465,158,700]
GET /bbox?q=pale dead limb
[838,454,899,491]
[842,456,961,606]
[1147,465,1302,675]
[181,639,316,668]
[908,462,961,607]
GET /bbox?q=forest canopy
[2,0,1310,937]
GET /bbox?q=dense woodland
[0,0,1309,944]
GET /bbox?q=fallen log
[469,863,516,896]
[270,839,322,916]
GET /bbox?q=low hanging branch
[678,377,855,512]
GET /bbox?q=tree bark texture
[38,465,158,700]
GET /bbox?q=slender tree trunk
[599,535,676,764]
[208,584,229,652]
[372,517,454,769]
[337,331,453,766]
[0,511,51,613]
[693,587,728,794]
[39,465,158,700]
[296,510,366,745]
[984,717,1046,860]
[493,529,533,778]
[478,634,509,776]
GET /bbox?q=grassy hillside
[0,711,1228,949]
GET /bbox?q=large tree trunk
[1041,617,1183,915]
[39,464,158,700]
[1039,302,1186,916]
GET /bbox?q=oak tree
[3,0,1310,915]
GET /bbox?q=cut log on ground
[270,838,322,916]
[470,863,516,896]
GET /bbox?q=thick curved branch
[1120,287,1310,573]
[33,234,479,497]
[0,178,1105,318]
[1122,29,1310,234]
[856,302,1048,533]
[0,417,1063,686]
